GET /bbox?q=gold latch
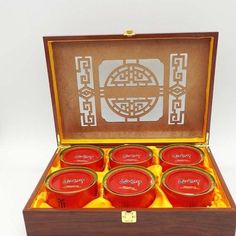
[123,29,136,37]
[121,211,137,223]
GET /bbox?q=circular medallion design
[104,63,160,119]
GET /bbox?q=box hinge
[56,144,71,154]
[123,29,136,37]
[205,132,210,146]
[196,132,210,148]
[57,134,61,145]
[56,134,72,151]
[121,211,137,223]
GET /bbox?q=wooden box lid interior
[44,32,218,145]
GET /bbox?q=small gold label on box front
[121,211,137,223]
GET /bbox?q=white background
[0,0,235,235]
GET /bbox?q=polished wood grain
[23,32,236,236]
[23,146,236,236]
[206,32,218,136]
[24,208,236,236]
[43,32,218,144]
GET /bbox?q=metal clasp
[123,29,136,37]
[121,211,137,223]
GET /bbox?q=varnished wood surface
[43,32,219,42]
[43,32,218,143]
[24,208,236,236]
[23,146,236,236]
[23,32,236,236]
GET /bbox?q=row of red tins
[60,144,153,170]
[45,166,156,208]
[45,144,216,208]
[60,144,204,171]
[45,166,216,208]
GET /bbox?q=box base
[23,145,236,236]
[23,209,236,236]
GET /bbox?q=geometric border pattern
[168,53,188,125]
[75,56,97,126]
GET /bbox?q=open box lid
[44,32,218,145]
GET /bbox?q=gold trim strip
[60,137,205,145]
[202,37,214,145]
[47,36,216,44]
[48,42,64,143]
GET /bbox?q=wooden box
[23,32,236,236]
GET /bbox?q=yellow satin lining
[31,146,230,209]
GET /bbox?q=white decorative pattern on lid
[168,53,188,125]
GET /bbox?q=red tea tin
[159,145,204,171]
[109,144,153,169]
[103,166,156,208]
[45,168,98,208]
[60,145,104,171]
[161,166,216,207]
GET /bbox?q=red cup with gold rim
[159,144,204,171]
[109,144,153,169]
[103,165,156,208]
[60,145,105,171]
[161,166,216,207]
[45,167,98,208]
